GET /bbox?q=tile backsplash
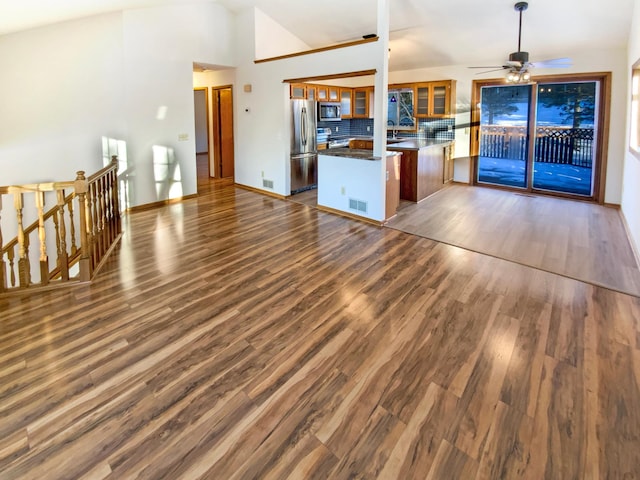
[318,117,455,141]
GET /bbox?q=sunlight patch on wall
[102,136,130,209]
[153,145,183,200]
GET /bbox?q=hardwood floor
[387,184,640,297]
[1,182,639,479]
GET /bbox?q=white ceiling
[0,0,634,71]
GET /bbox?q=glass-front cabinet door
[415,84,430,117]
[353,88,369,118]
[290,84,306,99]
[306,85,316,101]
[432,83,448,116]
[341,89,352,118]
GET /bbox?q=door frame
[470,72,611,203]
[212,84,235,179]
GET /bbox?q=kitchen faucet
[387,120,398,139]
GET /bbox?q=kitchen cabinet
[385,153,401,220]
[306,85,316,101]
[415,80,456,117]
[290,83,307,99]
[316,86,328,101]
[396,144,448,202]
[340,89,352,118]
[353,87,371,118]
[328,86,340,102]
[349,139,373,150]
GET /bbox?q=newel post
[75,171,91,282]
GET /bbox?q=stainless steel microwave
[318,102,341,122]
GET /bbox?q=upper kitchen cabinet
[290,83,307,99]
[340,89,352,119]
[307,85,316,101]
[328,86,340,102]
[316,86,328,101]
[415,80,456,118]
[353,87,372,118]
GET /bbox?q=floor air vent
[262,179,274,189]
[349,198,368,214]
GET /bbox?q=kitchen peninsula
[317,147,401,223]
[389,138,454,202]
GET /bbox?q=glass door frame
[469,72,611,203]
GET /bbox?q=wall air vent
[262,179,274,189]
[348,198,368,214]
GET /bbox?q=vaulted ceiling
[1,0,634,71]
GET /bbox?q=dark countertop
[327,136,452,150]
[387,138,453,150]
[319,148,401,161]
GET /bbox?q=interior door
[212,86,234,178]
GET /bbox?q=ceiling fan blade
[468,66,505,69]
[474,68,510,75]
[531,57,572,68]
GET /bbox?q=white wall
[622,0,640,258]
[233,6,388,200]
[0,3,236,207]
[254,8,309,60]
[0,13,126,185]
[121,3,235,206]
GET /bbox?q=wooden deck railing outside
[0,157,122,294]
[479,125,594,168]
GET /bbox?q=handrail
[0,157,122,294]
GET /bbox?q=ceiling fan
[469,1,572,82]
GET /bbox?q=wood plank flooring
[1,182,640,479]
[387,184,640,297]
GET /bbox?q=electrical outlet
[341,186,345,195]
[261,171,264,177]
[335,126,339,132]
[178,133,189,141]
[367,126,371,132]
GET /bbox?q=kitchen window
[387,87,415,131]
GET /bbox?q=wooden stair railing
[0,157,122,294]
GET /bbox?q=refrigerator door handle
[301,107,307,146]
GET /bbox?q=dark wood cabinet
[349,139,373,150]
[398,145,447,202]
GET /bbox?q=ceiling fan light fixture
[506,68,531,83]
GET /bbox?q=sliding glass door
[532,82,596,196]
[477,84,532,189]
[475,76,602,200]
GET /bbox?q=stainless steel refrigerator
[290,99,317,194]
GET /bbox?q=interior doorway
[212,85,235,179]
[470,73,610,202]
[193,87,211,189]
